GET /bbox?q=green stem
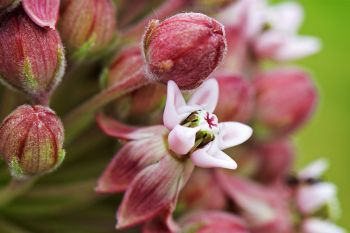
[0,177,37,208]
[63,74,149,144]
[0,89,17,120]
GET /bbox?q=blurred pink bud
[215,75,254,123]
[0,105,65,178]
[0,8,65,104]
[142,12,227,90]
[215,172,293,233]
[179,211,249,233]
[253,138,295,184]
[253,68,318,138]
[179,169,227,211]
[22,0,60,29]
[101,45,166,118]
[59,0,116,57]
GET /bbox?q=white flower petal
[163,80,188,129]
[297,182,337,214]
[267,2,304,34]
[217,122,252,150]
[191,145,237,169]
[168,125,198,155]
[303,218,346,233]
[273,36,321,61]
[299,159,329,179]
[188,79,219,113]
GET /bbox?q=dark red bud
[59,0,117,58]
[215,75,254,123]
[142,12,227,90]
[253,68,318,138]
[0,8,65,104]
[0,105,65,178]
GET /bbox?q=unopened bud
[0,105,65,178]
[0,9,65,104]
[142,12,227,90]
[253,69,318,138]
[59,0,117,59]
[215,75,254,123]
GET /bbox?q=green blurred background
[288,0,350,230]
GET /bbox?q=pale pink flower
[218,0,321,61]
[302,218,346,233]
[164,79,253,169]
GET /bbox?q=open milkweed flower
[95,79,252,229]
[165,79,252,169]
[218,0,321,61]
[294,159,340,218]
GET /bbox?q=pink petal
[163,80,188,129]
[217,122,252,150]
[180,211,249,233]
[97,113,167,140]
[95,137,168,193]
[168,125,198,155]
[22,0,60,30]
[215,172,293,232]
[188,79,219,113]
[116,155,194,229]
[297,183,337,215]
[302,218,346,233]
[143,207,180,233]
[191,144,237,169]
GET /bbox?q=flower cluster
[0,1,346,233]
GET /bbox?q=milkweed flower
[218,0,321,61]
[165,79,252,169]
[95,79,252,229]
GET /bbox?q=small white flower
[164,79,252,169]
[302,218,346,233]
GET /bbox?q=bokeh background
[286,0,350,229]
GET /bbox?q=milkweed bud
[142,12,227,90]
[253,69,318,139]
[0,9,65,104]
[59,0,117,59]
[215,75,254,123]
[0,105,65,178]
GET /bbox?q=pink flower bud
[215,75,254,123]
[0,105,65,178]
[142,12,227,90]
[59,0,117,58]
[253,68,318,138]
[0,8,65,104]
[253,139,295,184]
[101,45,166,119]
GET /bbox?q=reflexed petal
[191,145,237,169]
[217,122,252,150]
[188,79,219,113]
[22,0,60,29]
[95,137,167,193]
[116,155,194,229]
[299,159,329,179]
[97,113,167,140]
[143,207,180,233]
[297,182,337,214]
[302,218,346,233]
[180,211,249,233]
[273,36,321,61]
[267,2,303,33]
[163,80,188,129]
[168,125,198,155]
